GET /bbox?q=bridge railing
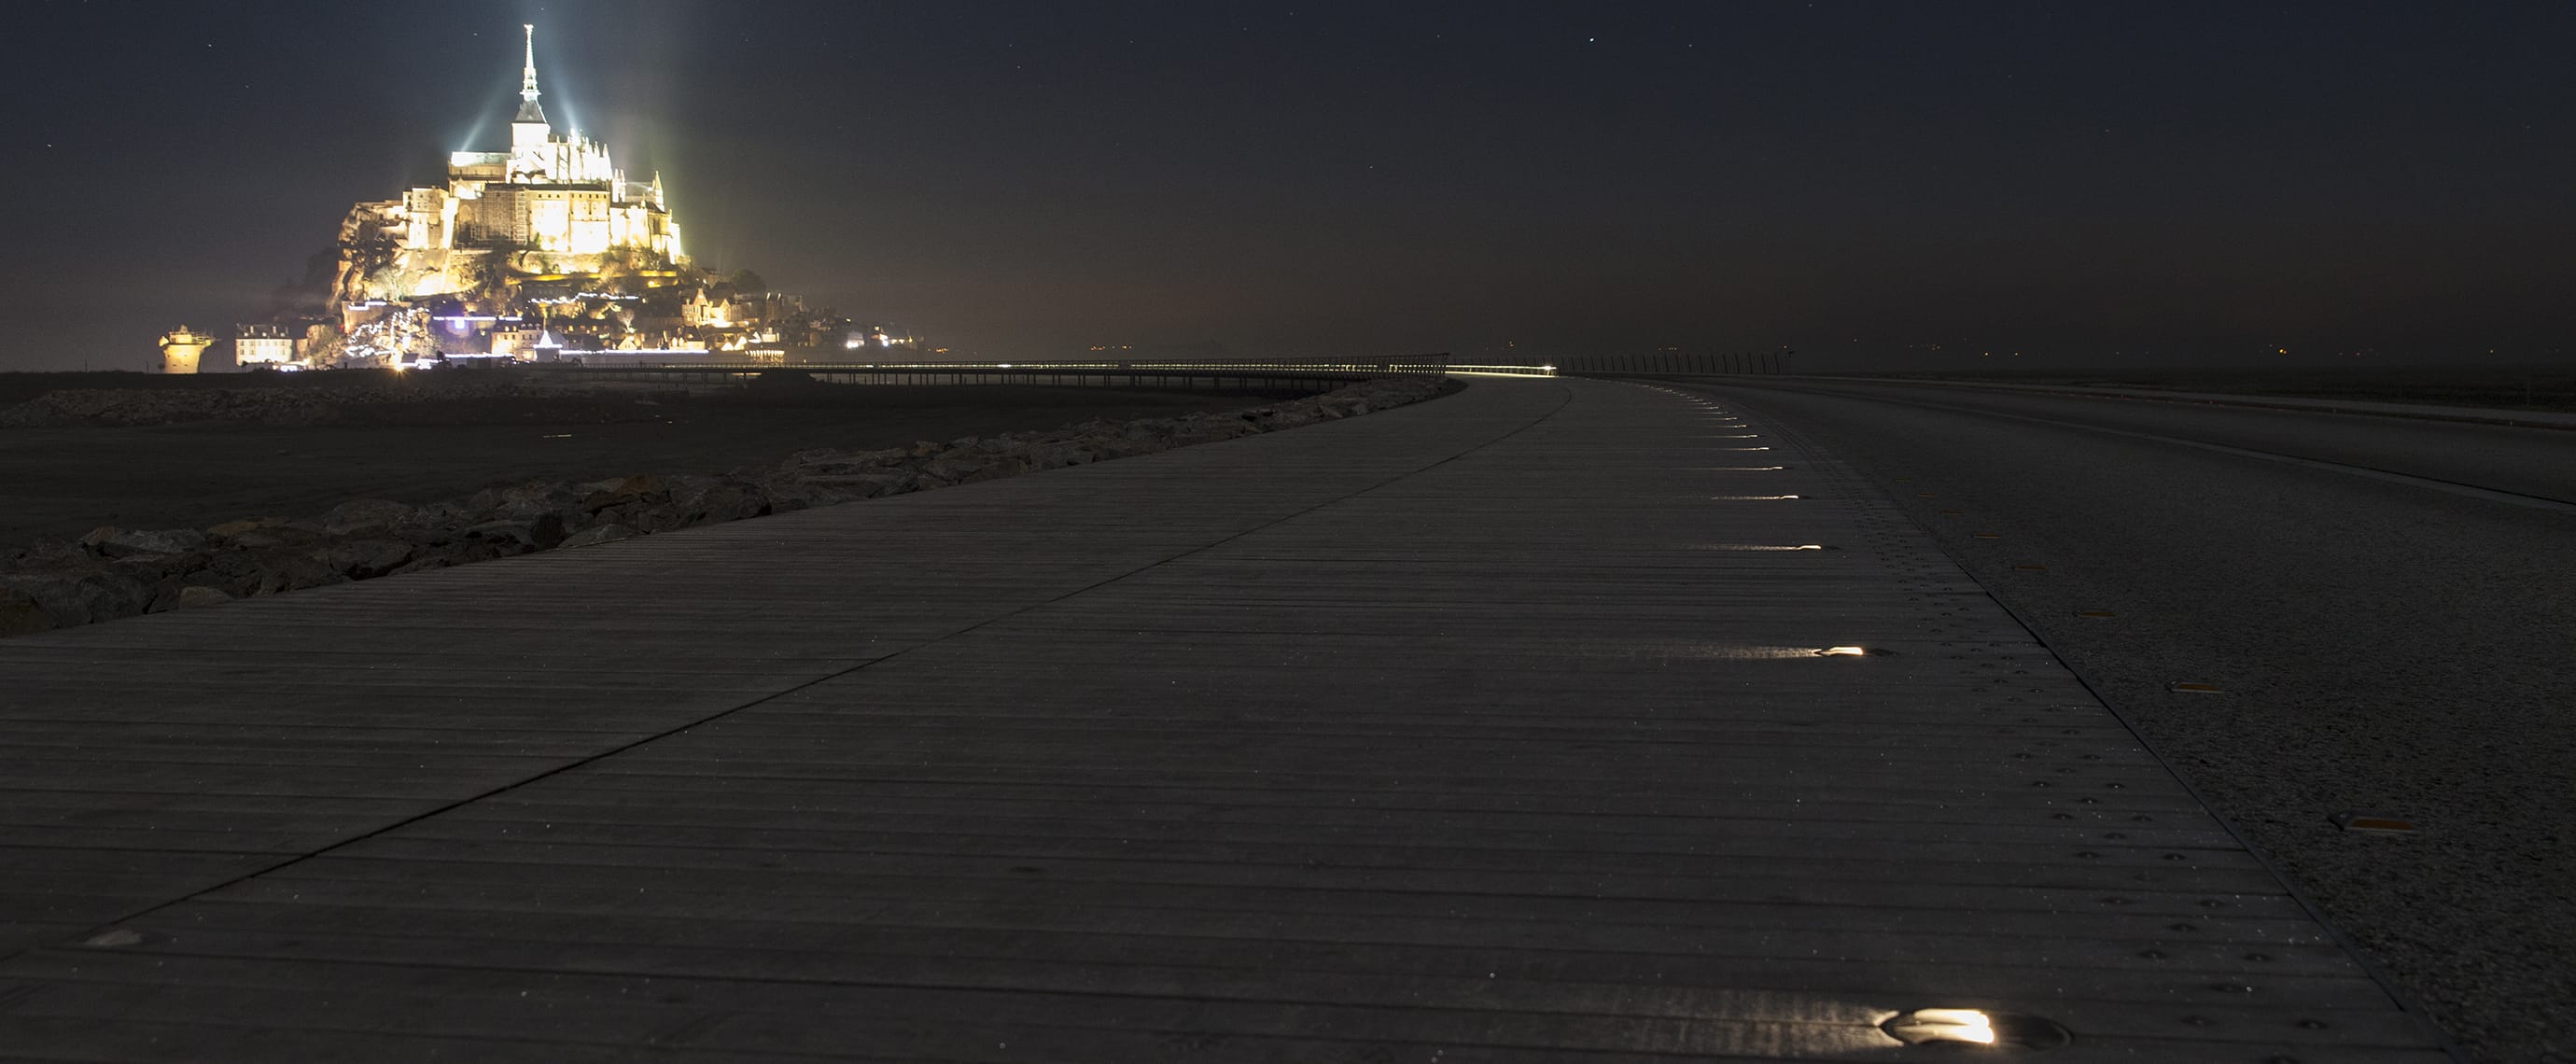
[1557,352,1796,376]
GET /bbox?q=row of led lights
[1649,382,1901,661]
[1670,376,2074,1045]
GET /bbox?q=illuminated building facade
[336,25,683,302]
[233,323,301,370]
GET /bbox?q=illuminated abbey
[335,25,684,303]
[168,26,914,373]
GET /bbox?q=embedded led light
[1885,1008,1995,1044]
[1880,1007,2069,1050]
[1816,646,1869,656]
[1709,495,1799,500]
[1686,645,1857,660]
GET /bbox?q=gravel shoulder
[1708,379,2571,1064]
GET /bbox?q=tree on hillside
[455,250,512,304]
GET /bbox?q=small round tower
[158,327,215,374]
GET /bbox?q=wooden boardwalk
[0,377,2445,1061]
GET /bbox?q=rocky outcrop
[0,375,1458,637]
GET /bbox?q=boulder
[0,576,74,626]
[386,522,465,549]
[469,482,581,525]
[847,447,914,467]
[579,474,667,511]
[75,525,119,554]
[229,526,327,552]
[1094,437,1168,459]
[84,570,161,623]
[798,472,914,498]
[175,586,233,609]
[273,555,351,592]
[1029,443,1095,470]
[461,516,561,553]
[587,500,648,528]
[406,501,476,528]
[181,567,259,600]
[918,456,988,483]
[3,570,157,627]
[317,538,415,579]
[110,551,211,581]
[525,511,569,548]
[198,549,297,596]
[959,455,1031,483]
[757,479,855,513]
[0,585,54,637]
[557,523,639,549]
[17,538,79,565]
[666,476,768,525]
[624,502,697,534]
[795,449,914,476]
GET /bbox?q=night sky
[7,1,2570,371]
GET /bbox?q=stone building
[234,323,301,370]
[336,26,684,302]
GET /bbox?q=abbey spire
[513,24,547,125]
